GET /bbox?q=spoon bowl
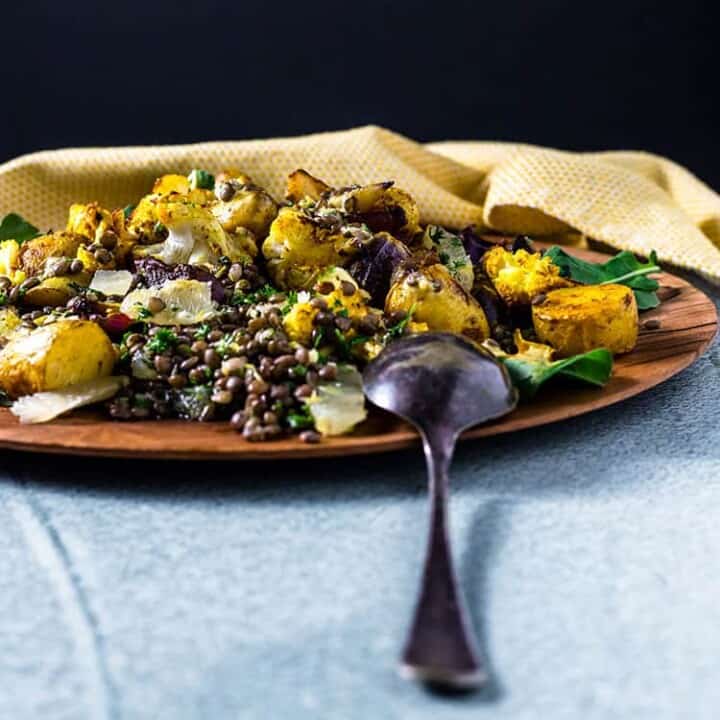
[363,333,517,690]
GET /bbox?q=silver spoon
[363,332,517,690]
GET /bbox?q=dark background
[2,0,718,187]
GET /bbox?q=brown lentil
[299,430,321,444]
[148,296,166,314]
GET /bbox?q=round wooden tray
[0,247,716,459]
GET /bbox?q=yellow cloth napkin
[1,125,719,281]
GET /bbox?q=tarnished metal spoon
[363,333,517,690]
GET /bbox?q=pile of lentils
[93,260,413,443]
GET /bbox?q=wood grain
[0,247,715,460]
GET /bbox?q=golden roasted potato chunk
[211,186,278,238]
[483,247,572,306]
[386,263,490,342]
[286,169,331,203]
[19,232,84,277]
[328,183,420,236]
[0,320,115,398]
[22,276,91,307]
[532,284,638,357]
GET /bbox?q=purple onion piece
[133,257,226,303]
[347,235,410,306]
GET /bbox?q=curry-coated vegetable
[483,246,572,306]
[386,264,490,342]
[0,320,115,398]
[531,284,639,357]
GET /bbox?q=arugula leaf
[545,246,661,310]
[486,331,613,400]
[503,348,613,400]
[0,213,40,243]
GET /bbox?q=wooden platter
[0,246,716,460]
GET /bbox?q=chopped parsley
[231,284,277,305]
[280,290,299,315]
[134,303,153,320]
[383,304,416,343]
[122,204,135,220]
[145,328,177,354]
[287,407,314,430]
[194,323,211,340]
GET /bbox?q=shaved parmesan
[11,376,126,424]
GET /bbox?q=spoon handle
[400,430,486,690]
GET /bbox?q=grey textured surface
[1,279,719,720]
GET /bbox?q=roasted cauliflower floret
[134,201,255,266]
[483,247,572,306]
[0,319,115,398]
[126,189,215,243]
[19,232,84,277]
[283,267,377,346]
[66,203,113,242]
[211,185,278,238]
[386,263,490,342]
[152,174,191,195]
[262,207,358,289]
[0,307,21,340]
[531,284,638,357]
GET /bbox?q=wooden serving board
[0,247,716,460]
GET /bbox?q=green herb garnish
[280,290,299,315]
[545,247,661,310]
[287,408,314,430]
[194,323,211,340]
[145,328,177,354]
[0,213,40,244]
[122,205,135,220]
[383,304,416,343]
[134,303,153,320]
[231,283,277,305]
[188,169,215,190]
[489,333,614,400]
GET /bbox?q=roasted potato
[216,169,254,185]
[211,186,278,238]
[22,276,90,307]
[0,319,115,398]
[483,247,572,306]
[386,263,490,342]
[19,232,84,277]
[286,169,331,203]
[531,284,638,356]
[327,182,420,236]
